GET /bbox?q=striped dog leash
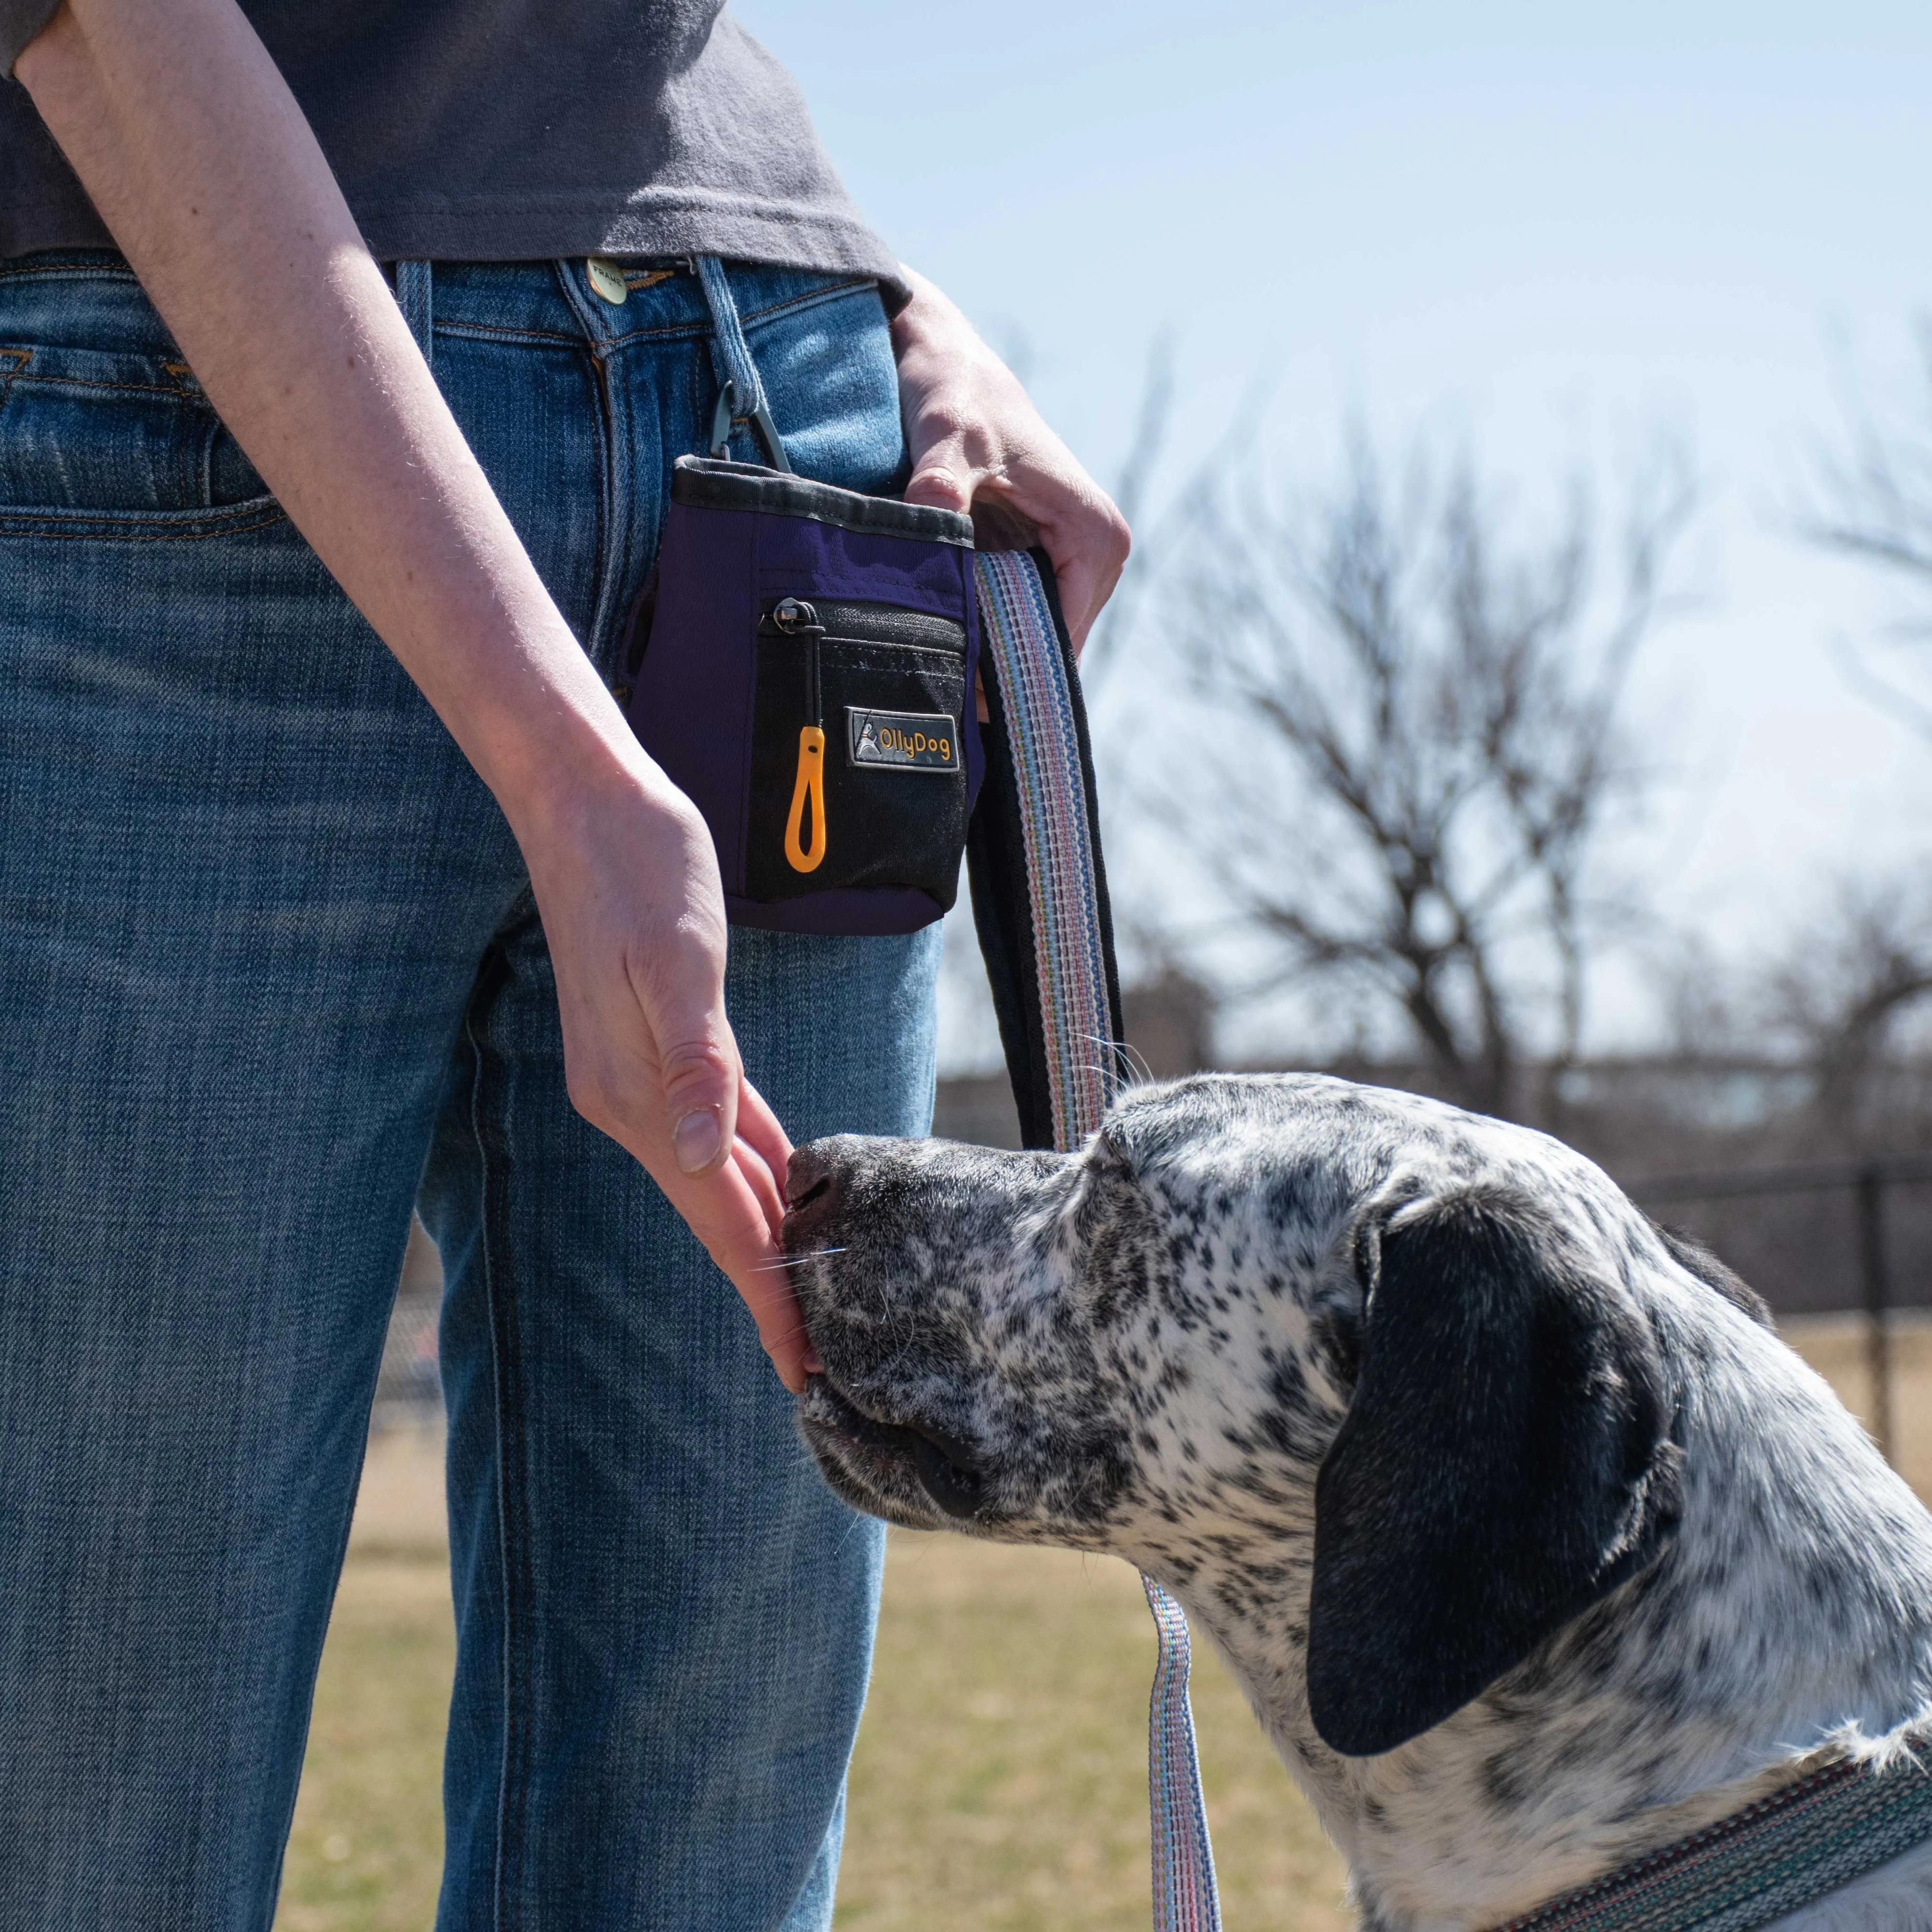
[971,547,1224,1932]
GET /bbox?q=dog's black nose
[783,1142,846,1227]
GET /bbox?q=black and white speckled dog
[783,1074,1932,1931]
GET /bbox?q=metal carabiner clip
[708,377,793,473]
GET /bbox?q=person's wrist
[439,624,655,840]
[502,712,690,875]
[890,267,988,379]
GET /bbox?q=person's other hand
[517,760,814,1392]
[891,267,1131,652]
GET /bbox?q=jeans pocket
[740,281,905,498]
[0,343,270,515]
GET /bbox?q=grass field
[273,1317,1931,1931]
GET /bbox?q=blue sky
[736,0,1932,1060]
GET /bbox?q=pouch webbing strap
[693,256,791,471]
[970,547,1223,1932]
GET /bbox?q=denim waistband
[0,248,879,367]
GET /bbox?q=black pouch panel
[744,598,970,906]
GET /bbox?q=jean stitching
[0,505,286,540]
[737,276,878,330]
[615,270,880,372]
[181,412,202,509]
[279,274,876,360]
[598,317,716,352]
[0,348,26,424]
[427,322,589,350]
[0,368,219,400]
[0,260,142,284]
[585,349,627,677]
[464,943,535,1932]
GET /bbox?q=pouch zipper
[761,597,966,657]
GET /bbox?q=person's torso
[0,0,897,280]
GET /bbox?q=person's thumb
[903,437,976,513]
[639,973,741,1176]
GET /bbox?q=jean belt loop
[692,255,790,472]
[395,260,434,372]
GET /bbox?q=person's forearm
[15,0,643,836]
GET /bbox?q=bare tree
[1174,434,1695,1122]
[1080,337,1279,696]
[1761,871,1932,1148]
[1784,326,1932,1149]
[1807,318,1932,737]
[1080,331,1180,689]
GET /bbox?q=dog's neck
[1139,1319,1932,1932]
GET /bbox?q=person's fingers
[734,1078,793,1230]
[627,950,740,1175]
[911,431,1128,650]
[1044,535,1127,649]
[676,1161,812,1391]
[731,1243,812,1392]
[1043,536,1106,650]
[731,1125,787,1246]
[726,1082,815,1368]
[728,1079,821,1368]
[968,490,1040,554]
[903,460,976,514]
[1016,472,1130,651]
[902,418,986,515]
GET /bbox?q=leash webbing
[1493,1735,1932,1932]
[971,548,1224,1932]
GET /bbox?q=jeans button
[586,258,628,305]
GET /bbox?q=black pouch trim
[670,455,975,548]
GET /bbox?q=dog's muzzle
[799,1374,987,1519]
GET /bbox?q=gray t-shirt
[0,0,898,284]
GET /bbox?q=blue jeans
[0,253,937,1931]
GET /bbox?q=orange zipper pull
[784,724,827,872]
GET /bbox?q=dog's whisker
[1075,1031,1151,1088]
[750,1246,846,1272]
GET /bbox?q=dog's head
[786,1074,1728,1757]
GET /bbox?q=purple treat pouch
[621,456,982,935]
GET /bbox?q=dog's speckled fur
[784,1075,1932,1931]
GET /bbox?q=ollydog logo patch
[847,707,960,774]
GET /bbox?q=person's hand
[515,755,816,1392]
[891,267,1131,651]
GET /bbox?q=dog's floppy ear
[1307,1187,1682,1758]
